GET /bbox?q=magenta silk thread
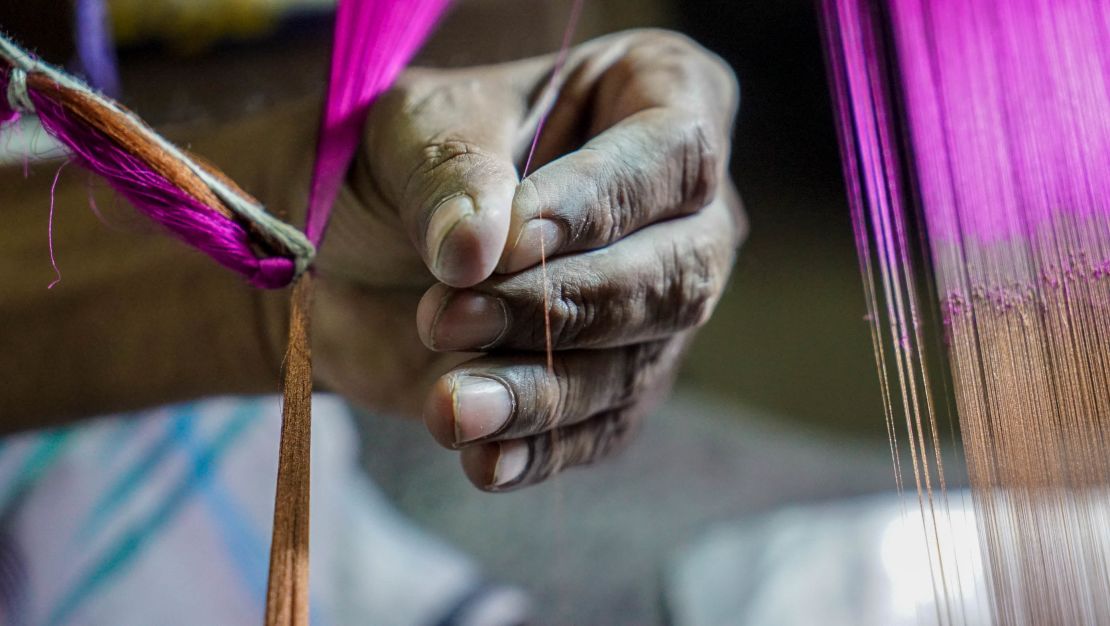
[0,70,300,289]
[824,0,1110,323]
[304,0,452,247]
[1,0,452,289]
[823,0,1110,622]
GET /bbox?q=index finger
[498,31,739,273]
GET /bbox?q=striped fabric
[0,396,529,626]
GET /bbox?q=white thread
[6,68,35,113]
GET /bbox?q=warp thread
[822,0,1110,623]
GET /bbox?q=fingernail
[452,376,514,445]
[430,291,508,351]
[502,219,563,273]
[492,440,529,488]
[427,195,475,274]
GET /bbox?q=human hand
[312,29,745,491]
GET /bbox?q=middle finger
[415,195,736,352]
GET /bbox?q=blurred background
[4,1,913,623]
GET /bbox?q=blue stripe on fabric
[173,421,269,604]
[75,406,198,544]
[46,402,262,626]
[174,405,330,626]
[0,430,72,513]
[93,416,142,465]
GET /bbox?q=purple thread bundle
[823,1,1110,622]
[2,0,453,291]
[0,66,297,289]
[305,0,451,246]
[825,0,1110,323]
[890,0,1110,327]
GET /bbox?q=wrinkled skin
[311,30,746,491]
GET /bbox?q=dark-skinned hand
[311,29,746,491]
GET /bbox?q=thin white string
[6,68,35,113]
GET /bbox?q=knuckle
[608,29,738,115]
[660,240,724,330]
[547,360,575,427]
[572,148,629,245]
[623,29,704,60]
[548,282,596,348]
[687,248,726,329]
[509,363,560,433]
[414,140,483,178]
[600,30,707,102]
[540,409,639,478]
[626,29,738,97]
[727,183,750,249]
[617,342,670,404]
[403,138,496,212]
[600,164,640,242]
[519,394,652,486]
[712,55,741,106]
[676,117,719,212]
[588,409,641,461]
[396,81,496,193]
[623,30,725,92]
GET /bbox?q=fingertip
[427,186,513,288]
[416,285,509,352]
[461,440,530,492]
[423,371,516,450]
[497,179,541,274]
[498,218,564,274]
[416,283,452,350]
[460,442,500,490]
[432,215,494,287]
[423,374,457,449]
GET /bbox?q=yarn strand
[265,275,314,626]
[523,0,585,373]
[264,3,451,625]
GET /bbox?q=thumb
[366,70,522,288]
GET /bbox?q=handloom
[1,1,449,624]
[823,0,1110,623]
